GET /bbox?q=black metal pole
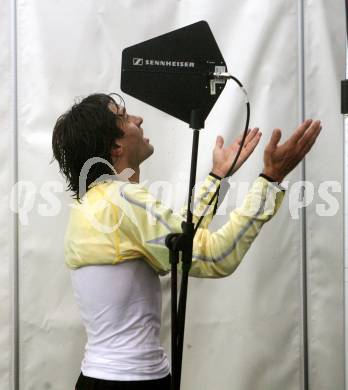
[346,0,348,41]
[176,127,200,382]
[170,246,179,390]
[166,110,204,390]
[342,0,348,114]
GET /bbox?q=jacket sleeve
[118,175,285,278]
[179,174,221,228]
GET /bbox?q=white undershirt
[70,259,170,381]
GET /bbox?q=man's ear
[111,143,123,158]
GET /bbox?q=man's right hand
[262,119,322,183]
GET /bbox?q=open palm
[212,128,262,178]
[262,119,322,183]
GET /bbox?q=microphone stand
[165,109,204,390]
[120,21,252,390]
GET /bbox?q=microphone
[121,21,228,124]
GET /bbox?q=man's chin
[141,145,154,163]
[147,144,154,156]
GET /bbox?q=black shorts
[75,372,171,390]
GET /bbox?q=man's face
[109,103,154,167]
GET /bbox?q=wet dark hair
[51,93,125,201]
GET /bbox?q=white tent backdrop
[304,1,345,389]
[1,1,15,390]
[0,0,345,389]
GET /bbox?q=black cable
[193,76,251,236]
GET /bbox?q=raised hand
[262,119,322,183]
[212,128,262,178]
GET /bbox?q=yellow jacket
[64,175,285,278]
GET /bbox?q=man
[52,93,321,390]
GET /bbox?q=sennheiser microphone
[121,21,228,124]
